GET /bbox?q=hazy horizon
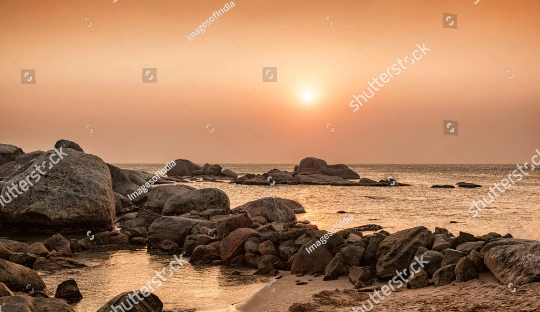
[1,0,539,165]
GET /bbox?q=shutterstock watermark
[468,149,540,218]
[305,215,354,254]
[127,161,177,201]
[351,255,429,312]
[0,147,68,207]
[108,254,188,312]
[349,42,432,112]
[186,2,236,42]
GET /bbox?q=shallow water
[8,164,539,311]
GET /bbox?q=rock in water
[54,279,83,303]
[481,238,540,285]
[0,259,46,292]
[97,292,163,312]
[166,159,202,177]
[0,148,115,233]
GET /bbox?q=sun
[303,92,313,102]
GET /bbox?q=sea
[9,164,540,311]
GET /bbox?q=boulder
[163,188,230,217]
[80,231,129,249]
[258,240,277,256]
[0,259,46,292]
[455,257,479,282]
[375,226,432,278]
[278,240,298,262]
[220,228,259,264]
[129,209,162,229]
[294,157,360,179]
[279,198,306,214]
[291,238,334,275]
[43,234,71,255]
[202,163,222,176]
[147,217,201,249]
[456,241,486,254]
[114,193,135,214]
[458,232,479,244]
[120,227,148,240]
[0,239,29,253]
[420,250,444,278]
[143,184,195,212]
[324,253,349,280]
[27,243,49,257]
[32,257,87,271]
[481,238,540,285]
[0,144,24,166]
[348,266,373,286]
[244,237,261,254]
[8,253,38,267]
[431,234,451,252]
[54,279,82,303]
[362,232,389,266]
[183,234,215,256]
[69,239,82,253]
[0,161,19,179]
[468,250,489,273]
[341,245,365,266]
[158,240,179,254]
[221,169,238,179]
[0,149,115,232]
[407,270,430,289]
[0,243,15,260]
[0,295,75,311]
[216,214,252,240]
[432,264,457,286]
[167,159,202,177]
[441,249,467,267]
[107,164,147,199]
[190,243,221,265]
[96,292,163,312]
[54,139,84,152]
[232,198,297,223]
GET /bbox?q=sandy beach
[237,273,540,312]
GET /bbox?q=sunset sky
[1,0,539,164]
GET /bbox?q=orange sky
[0,0,539,164]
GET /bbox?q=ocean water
[31,164,540,311]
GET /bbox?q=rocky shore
[0,140,538,311]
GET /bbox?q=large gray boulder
[0,148,115,232]
[97,292,163,312]
[147,216,201,249]
[0,296,75,311]
[232,197,297,223]
[0,144,24,166]
[167,159,202,177]
[481,239,540,285]
[162,188,230,217]
[0,259,46,292]
[376,226,432,278]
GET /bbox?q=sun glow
[303,92,313,102]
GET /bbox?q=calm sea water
[20,164,540,311]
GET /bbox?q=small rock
[407,270,430,289]
[54,279,83,303]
